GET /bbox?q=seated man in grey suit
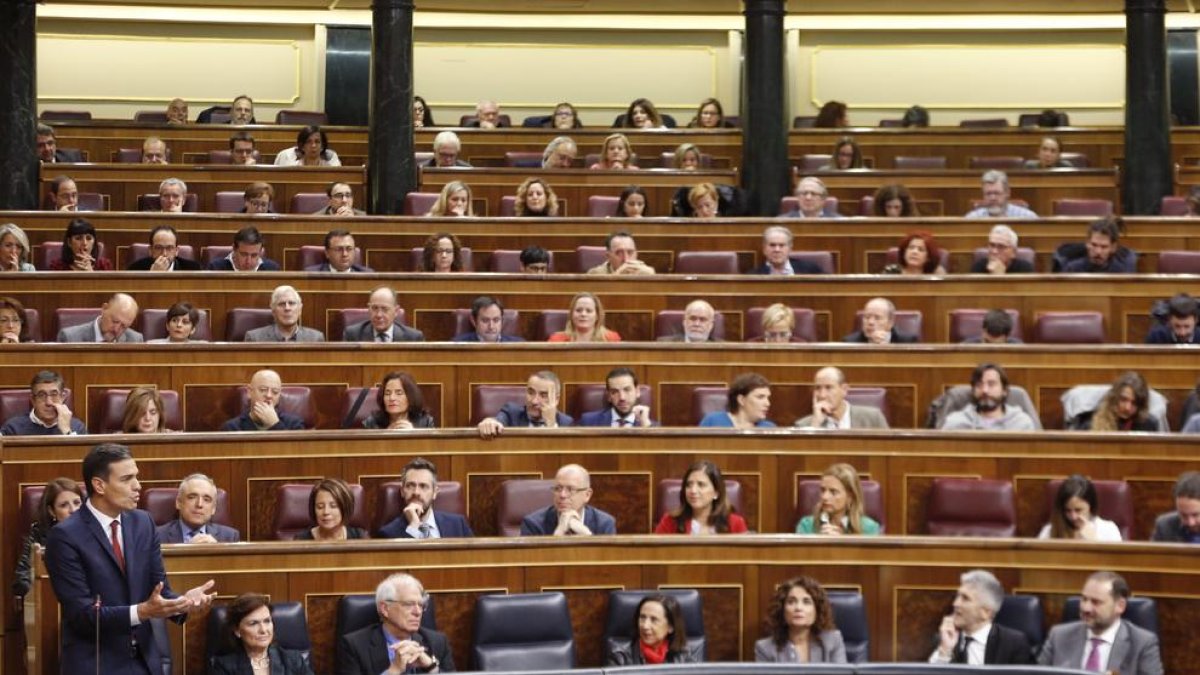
[521,463,616,536]
[376,457,473,539]
[220,369,306,431]
[1038,571,1162,675]
[1151,471,1200,543]
[244,285,325,342]
[156,473,240,544]
[57,292,144,343]
[794,366,888,429]
[305,229,372,272]
[336,573,455,675]
[928,569,1032,665]
[477,370,573,439]
[345,286,424,342]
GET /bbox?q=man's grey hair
[432,130,461,153]
[981,170,1009,189]
[176,473,216,498]
[866,297,896,321]
[270,285,300,306]
[541,136,577,168]
[990,224,1018,247]
[159,177,187,194]
[375,572,424,606]
[960,570,1004,614]
[763,225,794,245]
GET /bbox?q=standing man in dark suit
[306,229,373,272]
[337,573,455,674]
[578,367,656,427]
[156,474,240,544]
[929,570,1032,665]
[451,296,524,343]
[45,443,216,674]
[520,464,617,536]
[344,287,425,343]
[749,226,826,275]
[843,297,919,344]
[126,226,203,271]
[1038,571,1162,675]
[1151,471,1200,543]
[37,124,84,163]
[477,371,573,439]
[376,458,473,539]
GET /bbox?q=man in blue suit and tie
[45,443,216,674]
[477,371,573,439]
[376,458,473,539]
[155,474,241,544]
[520,464,617,536]
[578,367,657,428]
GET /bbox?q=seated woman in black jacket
[294,478,369,541]
[604,594,702,665]
[363,371,436,430]
[210,593,313,674]
[12,477,83,602]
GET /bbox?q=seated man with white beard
[942,363,1035,431]
[964,170,1038,218]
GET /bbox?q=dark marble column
[1124,0,1171,214]
[368,0,416,215]
[0,0,39,210]
[741,0,788,217]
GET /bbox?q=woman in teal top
[796,463,881,535]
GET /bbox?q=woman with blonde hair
[514,177,559,217]
[688,183,720,219]
[0,223,35,271]
[1084,371,1158,432]
[547,292,621,342]
[590,133,638,170]
[121,387,171,433]
[795,463,880,535]
[673,143,703,170]
[758,303,797,343]
[426,181,474,217]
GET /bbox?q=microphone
[819,512,830,526]
[93,594,102,675]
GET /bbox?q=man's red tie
[110,520,125,573]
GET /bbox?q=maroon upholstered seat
[568,383,651,420]
[271,483,368,540]
[275,110,328,125]
[656,479,743,524]
[583,153,639,168]
[451,308,519,337]
[133,111,169,123]
[587,196,620,217]
[971,247,1037,268]
[214,192,245,213]
[471,385,526,425]
[857,196,875,216]
[655,311,727,341]
[1060,152,1090,167]
[795,479,885,531]
[845,388,891,424]
[37,242,109,271]
[497,479,555,536]
[20,308,42,342]
[76,193,108,211]
[575,246,607,272]
[129,243,196,264]
[673,251,739,275]
[41,110,92,121]
[789,252,835,274]
[1160,196,1189,216]
[0,389,73,424]
[659,152,713,168]
[1052,199,1114,217]
[690,386,729,425]
[207,149,262,164]
[926,478,1016,537]
[53,308,102,336]
[298,245,363,270]
[1032,312,1105,344]
[19,485,46,543]
[403,192,439,216]
[744,307,817,343]
[289,193,328,214]
[138,486,232,527]
[114,148,143,164]
[340,387,380,429]
[968,156,1024,170]
[534,310,568,341]
[202,246,232,267]
[1042,479,1134,540]
[853,310,923,340]
[373,481,464,535]
[503,151,543,168]
[235,386,315,428]
[948,309,1023,343]
[137,194,199,213]
[224,308,273,341]
[893,156,946,169]
[798,155,831,172]
[791,116,817,128]
[499,196,517,217]
[1157,250,1200,274]
[489,250,553,273]
[91,388,183,433]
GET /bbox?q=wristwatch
[424,655,439,672]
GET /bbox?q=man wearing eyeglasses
[785,176,842,219]
[971,225,1034,274]
[306,229,373,272]
[127,225,202,271]
[520,464,616,536]
[220,369,305,431]
[1,370,85,436]
[337,573,455,674]
[314,182,366,217]
[376,457,473,539]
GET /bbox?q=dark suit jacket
[842,329,919,344]
[1038,619,1162,675]
[53,148,84,163]
[343,320,425,343]
[205,257,281,271]
[979,623,1034,664]
[210,644,313,674]
[1145,323,1200,344]
[1151,511,1199,542]
[336,623,456,675]
[127,256,204,271]
[578,408,659,427]
[520,505,617,535]
[221,412,306,431]
[606,639,702,665]
[156,518,241,544]
[376,510,474,539]
[749,259,826,275]
[494,401,573,428]
[656,334,721,343]
[450,332,524,342]
[45,505,180,674]
[970,257,1036,274]
[303,262,374,272]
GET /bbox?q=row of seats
[796,153,1092,171]
[42,109,330,125]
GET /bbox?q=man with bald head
[794,367,889,429]
[57,293,144,343]
[843,297,919,344]
[221,370,305,431]
[658,299,721,342]
[521,464,617,536]
[141,137,168,164]
[244,285,325,342]
[344,286,424,342]
[165,98,188,125]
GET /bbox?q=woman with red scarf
[604,594,702,665]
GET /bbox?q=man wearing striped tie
[1038,571,1162,675]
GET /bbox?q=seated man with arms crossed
[521,463,617,536]
[337,573,455,674]
[376,457,473,539]
[477,371,572,438]
[157,473,240,543]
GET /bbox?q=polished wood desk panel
[38,165,366,213]
[7,211,1200,275]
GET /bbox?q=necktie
[110,520,125,573]
[1085,637,1104,672]
[952,636,970,664]
[418,523,432,539]
[376,331,390,343]
[619,418,632,427]
[187,528,200,542]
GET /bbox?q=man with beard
[942,363,1035,430]
[928,570,1032,665]
[965,170,1038,218]
[1038,571,1162,675]
[376,458,473,539]
[578,367,656,427]
[1150,471,1200,543]
[658,299,721,343]
[520,464,616,536]
[1063,216,1138,274]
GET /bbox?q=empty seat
[489,249,553,273]
[846,388,891,423]
[224,308,273,341]
[568,383,651,420]
[271,483,368,540]
[925,478,1016,536]
[798,154,832,172]
[275,110,328,125]
[403,192,438,216]
[133,111,170,123]
[207,149,262,164]
[213,191,245,213]
[948,309,1023,343]
[674,251,739,275]
[496,479,554,536]
[40,110,92,121]
[968,156,1025,170]
[471,385,526,425]
[207,602,311,667]
[1052,199,1114,216]
[587,195,620,217]
[893,156,947,169]
[657,478,742,522]
[604,589,705,660]
[472,592,575,671]
[791,116,817,128]
[91,388,183,434]
[18,308,42,342]
[372,481,464,535]
[290,193,328,214]
[137,194,199,213]
[1157,250,1200,273]
[534,310,568,341]
[76,193,108,211]
[1060,152,1090,168]
[114,148,143,163]
[853,310,923,341]
[959,118,1010,127]
[138,485,232,527]
[690,386,729,424]
[796,479,885,531]
[498,196,517,217]
[828,591,870,663]
[994,595,1043,660]
[790,251,836,274]
[744,306,817,343]
[1018,111,1069,127]
[53,308,102,336]
[504,151,544,168]
[1042,478,1135,539]
[1160,195,1189,216]
[655,310,727,341]
[202,246,232,267]
[1033,312,1105,344]
[19,485,46,543]
[575,245,607,272]
[1062,596,1158,635]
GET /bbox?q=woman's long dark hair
[60,218,97,267]
[668,459,734,532]
[369,371,430,426]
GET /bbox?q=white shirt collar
[1090,618,1122,642]
[86,498,120,533]
[91,317,106,343]
[27,407,58,428]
